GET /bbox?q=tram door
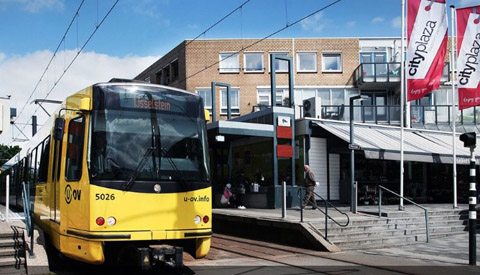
[50,130,63,224]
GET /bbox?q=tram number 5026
[95,193,115,200]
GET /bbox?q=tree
[0,144,21,167]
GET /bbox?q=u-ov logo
[65,184,81,204]
[65,185,72,204]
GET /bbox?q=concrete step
[0,266,27,275]
[315,218,472,233]
[0,239,17,248]
[0,232,24,239]
[314,214,469,229]
[335,232,465,250]
[325,224,469,241]
[0,248,19,257]
[378,209,472,218]
[0,256,24,267]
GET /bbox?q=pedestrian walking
[302,165,318,209]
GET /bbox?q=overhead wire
[179,0,343,83]
[11,0,120,144]
[185,0,252,47]
[13,0,86,125]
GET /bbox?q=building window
[65,116,85,181]
[219,52,239,73]
[196,88,212,111]
[269,52,289,72]
[220,88,240,114]
[162,66,170,85]
[244,52,264,73]
[257,88,289,107]
[171,59,179,81]
[144,76,151,83]
[296,52,317,72]
[322,52,342,72]
[155,71,162,84]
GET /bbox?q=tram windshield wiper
[123,147,154,191]
[160,148,186,184]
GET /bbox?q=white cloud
[0,0,64,13]
[300,12,326,33]
[0,50,159,145]
[371,17,385,24]
[347,21,356,28]
[392,16,401,29]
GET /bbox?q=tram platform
[212,204,477,252]
[0,204,50,275]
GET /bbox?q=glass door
[360,53,387,80]
[362,92,388,122]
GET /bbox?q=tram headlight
[107,217,116,226]
[96,217,105,226]
[194,215,201,224]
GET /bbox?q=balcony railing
[354,62,401,87]
[354,62,450,87]
[321,104,480,127]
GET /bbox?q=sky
[0,0,478,146]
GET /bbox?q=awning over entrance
[314,120,480,164]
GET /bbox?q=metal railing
[22,182,34,258]
[354,62,450,86]
[354,62,401,85]
[298,187,350,240]
[377,185,429,243]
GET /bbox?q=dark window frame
[65,115,86,181]
[38,136,51,183]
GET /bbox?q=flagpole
[450,5,458,209]
[400,0,405,210]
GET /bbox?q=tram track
[206,234,419,275]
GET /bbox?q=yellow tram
[1,80,212,268]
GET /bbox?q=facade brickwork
[136,38,362,121]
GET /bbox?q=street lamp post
[350,95,368,214]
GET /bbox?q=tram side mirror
[460,132,476,148]
[54,118,65,141]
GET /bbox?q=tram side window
[66,116,85,181]
[38,138,50,182]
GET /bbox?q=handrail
[297,187,350,240]
[377,185,429,243]
[22,182,35,258]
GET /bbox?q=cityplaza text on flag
[457,6,480,110]
[406,0,448,102]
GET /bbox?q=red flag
[457,6,480,110]
[407,0,448,101]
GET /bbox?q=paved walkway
[0,204,26,235]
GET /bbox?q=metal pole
[379,187,382,217]
[400,0,406,210]
[325,200,328,240]
[450,5,458,209]
[6,175,9,222]
[350,101,356,213]
[300,188,304,222]
[469,147,476,266]
[282,181,287,219]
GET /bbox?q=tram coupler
[137,245,183,270]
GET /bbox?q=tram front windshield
[89,85,209,183]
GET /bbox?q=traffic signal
[460,132,476,148]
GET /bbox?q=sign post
[460,132,477,266]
